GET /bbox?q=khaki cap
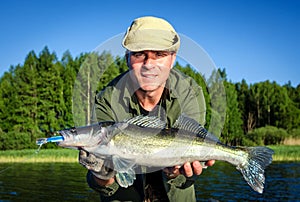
[122,16,180,52]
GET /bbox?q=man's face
[128,50,176,92]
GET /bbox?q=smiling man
[128,50,176,111]
[79,16,215,202]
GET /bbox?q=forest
[0,47,299,150]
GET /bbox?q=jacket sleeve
[86,171,119,197]
[163,174,197,202]
[87,171,143,201]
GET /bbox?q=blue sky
[0,0,299,86]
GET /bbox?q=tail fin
[236,146,274,194]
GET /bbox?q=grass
[0,145,299,163]
[283,137,300,145]
[268,145,300,161]
[0,148,78,163]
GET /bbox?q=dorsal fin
[173,114,220,143]
[173,114,208,139]
[124,115,166,129]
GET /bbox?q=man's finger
[205,160,215,167]
[191,161,203,175]
[183,162,193,177]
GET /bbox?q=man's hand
[79,150,105,172]
[79,150,116,182]
[163,160,215,178]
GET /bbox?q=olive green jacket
[89,68,206,202]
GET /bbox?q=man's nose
[144,58,155,66]
[143,52,156,66]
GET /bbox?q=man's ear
[171,53,177,68]
[125,52,131,68]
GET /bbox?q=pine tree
[36,47,65,135]
[205,68,227,137]
[61,50,79,128]
[222,81,243,145]
[14,51,41,146]
[73,51,115,125]
[235,79,254,133]
[0,70,15,132]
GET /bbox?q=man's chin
[139,85,161,92]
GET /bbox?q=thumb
[79,150,88,158]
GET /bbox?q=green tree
[248,80,300,130]
[283,82,300,129]
[96,51,120,93]
[60,50,80,128]
[73,51,120,125]
[36,47,65,134]
[0,70,15,132]
[205,68,227,137]
[0,51,42,148]
[14,51,41,146]
[235,79,255,133]
[115,55,129,75]
[221,81,244,145]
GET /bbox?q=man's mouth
[141,73,157,79]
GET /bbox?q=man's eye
[156,52,168,57]
[132,52,145,58]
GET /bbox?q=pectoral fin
[115,172,136,188]
[112,156,136,188]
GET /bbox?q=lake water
[0,161,299,201]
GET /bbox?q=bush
[241,138,257,147]
[0,131,32,150]
[244,126,288,145]
[288,128,300,138]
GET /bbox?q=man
[80,16,215,201]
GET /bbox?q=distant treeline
[0,46,299,150]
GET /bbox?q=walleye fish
[37,115,274,193]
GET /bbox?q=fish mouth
[56,130,82,147]
[56,128,104,148]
